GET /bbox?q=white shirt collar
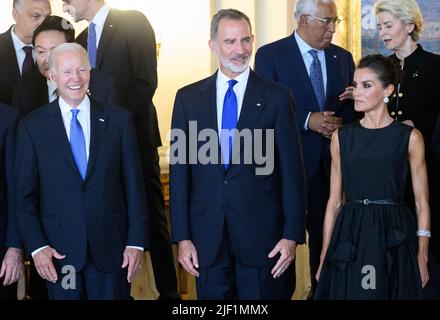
[58,95,91,116]
[91,3,110,28]
[47,80,57,96]
[217,66,250,87]
[11,26,31,53]
[294,31,324,56]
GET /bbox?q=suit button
[82,187,87,192]
[398,92,403,98]
[224,180,228,185]
[391,111,396,116]
[398,110,403,115]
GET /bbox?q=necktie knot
[23,46,33,55]
[228,79,238,89]
[308,49,319,59]
[71,108,80,119]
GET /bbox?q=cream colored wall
[0,0,355,153]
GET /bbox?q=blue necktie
[221,80,238,170]
[87,22,97,68]
[309,49,325,111]
[70,109,87,180]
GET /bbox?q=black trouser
[140,148,179,299]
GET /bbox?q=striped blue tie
[70,109,87,180]
[309,49,325,111]
[221,80,238,170]
[87,22,97,68]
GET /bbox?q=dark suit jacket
[76,9,161,149]
[13,69,119,116]
[255,32,355,179]
[0,103,20,261]
[0,27,20,107]
[433,114,440,167]
[15,98,149,272]
[170,70,307,268]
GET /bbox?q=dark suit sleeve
[255,47,278,83]
[433,114,440,166]
[338,52,357,124]
[15,120,47,254]
[120,114,149,249]
[125,12,157,114]
[169,90,191,243]
[275,91,307,243]
[4,111,20,248]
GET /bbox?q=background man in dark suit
[255,0,356,295]
[14,15,117,117]
[15,43,148,300]
[0,103,23,300]
[61,0,179,299]
[170,9,306,300]
[0,0,51,106]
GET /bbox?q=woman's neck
[395,40,418,61]
[361,106,394,129]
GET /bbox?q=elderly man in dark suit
[15,43,148,300]
[13,15,117,116]
[255,0,356,295]
[0,0,51,106]
[170,9,306,300]
[0,103,23,300]
[61,0,178,299]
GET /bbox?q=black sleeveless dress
[315,120,423,299]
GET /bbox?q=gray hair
[374,0,423,41]
[48,42,91,73]
[210,9,252,40]
[294,0,336,22]
[13,0,51,9]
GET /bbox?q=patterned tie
[87,22,97,68]
[309,49,325,111]
[70,109,87,180]
[221,80,238,170]
[22,46,34,77]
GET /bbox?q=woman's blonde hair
[374,0,423,41]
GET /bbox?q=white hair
[294,0,336,22]
[48,42,91,73]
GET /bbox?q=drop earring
[384,96,390,104]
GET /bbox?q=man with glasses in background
[255,0,357,298]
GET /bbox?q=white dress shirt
[216,67,250,135]
[11,26,35,76]
[90,3,111,49]
[32,95,142,256]
[294,31,327,130]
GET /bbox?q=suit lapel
[96,10,118,68]
[231,70,266,168]
[45,100,83,180]
[324,46,338,109]
[198,73,224,174]
[285,33,319,109]
[85,100,108,181]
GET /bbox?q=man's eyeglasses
[308,15,343,26]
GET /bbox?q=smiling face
[13,0,51,44]
[376,11,414,52]
[49,50,90,107]
[209,18,254,78]
[352,67,394,113]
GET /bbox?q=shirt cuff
[32,245,49,257]
[304,112,312,130]
[126,246,144,251]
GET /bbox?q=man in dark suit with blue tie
[255,0,356,295]
[170,9,306,300]
[0,103,23,300]
[15,43,148,300]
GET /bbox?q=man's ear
[12,8,18,23]
[209,39,217,54]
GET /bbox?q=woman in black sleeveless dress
[315,55,430,299]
